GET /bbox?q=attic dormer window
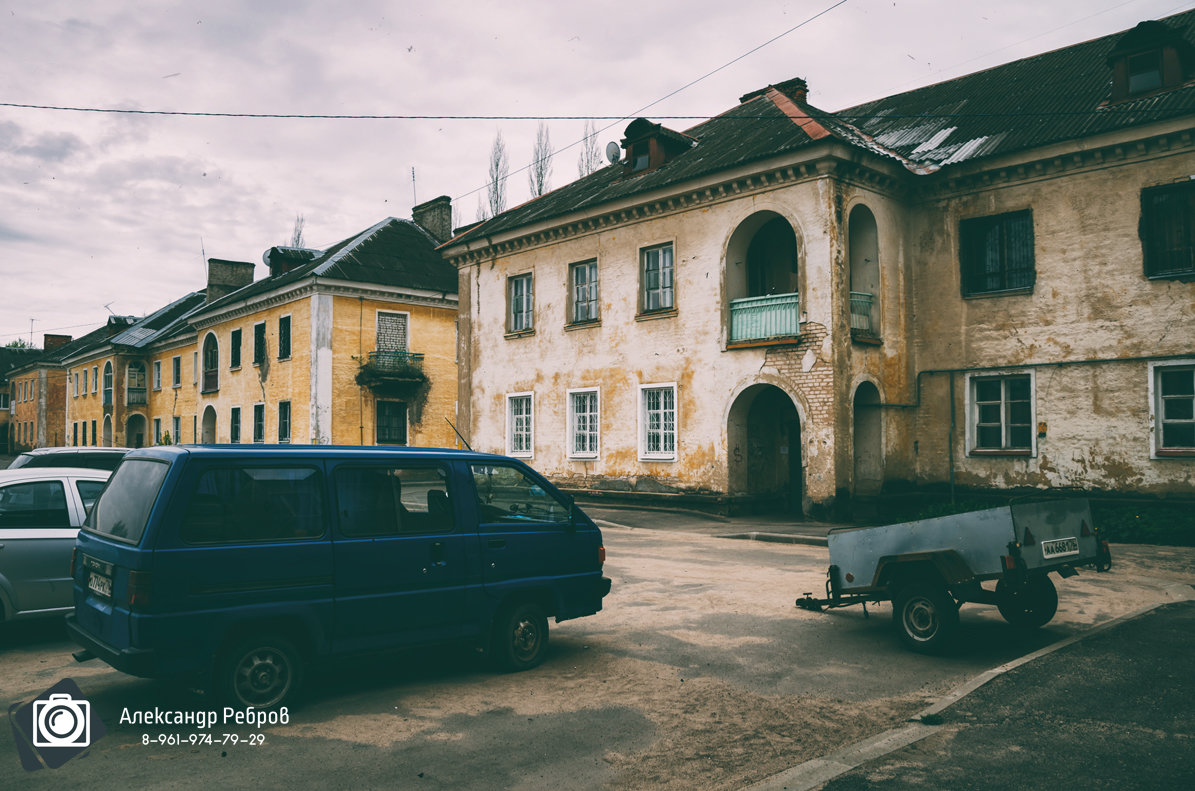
[632,145,649,172]
[619,118,694,176]
[1128,50,1163,94]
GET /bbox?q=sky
[2,0,1192,346]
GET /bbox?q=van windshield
[86,458,169,544]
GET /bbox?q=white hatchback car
[0,467,111,623]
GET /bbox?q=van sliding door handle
[487,538,506,549]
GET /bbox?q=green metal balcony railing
[365,350,425,376]
[849,291,877,338]
[729,292,800,344]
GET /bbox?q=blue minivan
[66,445,610,709]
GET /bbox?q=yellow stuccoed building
[53,198,460,452]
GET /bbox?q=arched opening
[202,333,219,392]
[201,405,217,444]
[725,212,801,344]
[102,415,113,447]
[728,384,802,514]
[848,204,880,340]
[102,361,114,406]
[853,381,883,495]
[125,414,147,449]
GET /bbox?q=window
[278,401,291,442]
[376,401,408,445]
[969,374,1033,454]
[102,362,113,406]
[0,392,8,409]
[253,404,265,443]
[278,315,291,359]
[506,393,533,457]
[193,351,198,384]
[471,464,570,526]
[507,273,534,333]
[640,243,675,313]
[230,328,242,369]
[230,407,241,444]
[91,419,96,446]
[0,480,70,527]
[179,467,325,544]
[153,418,161,444]
[172,416,181,445]
[153,361,162,390]
[960,210,1035,296]
[82,421,88,446]
[1141,182,1195,279]
[377,312,409,353]
[568,388,600,458]
[253,322,266,366]
[1153,363,1194,454]
[202,334,219,392]
[171,356,181,388]
[1128,50,1163,94]
[73,423,79,447]
[639,384,677,460]
[127,362,146,405]
[335,465,453,536]
[569,260,599,324]
[73,372,79,397]
[92,366,98,393]
[82,368,88,395]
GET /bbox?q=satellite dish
[605,141,621,164]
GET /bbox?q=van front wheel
[491,602,548,672]
[218,635,304,710]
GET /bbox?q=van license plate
[88,571,112,599]
[1041,537,1079,559]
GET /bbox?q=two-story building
[443,14,1195,515]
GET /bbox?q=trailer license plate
[1041,537,1080,559]
[88,571,112,599]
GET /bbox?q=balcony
[850,291,879,340]
[356,351,428,397]
[729,292,800,344]
[126,387,147,406]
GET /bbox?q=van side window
[335,466,453,537]
[181,467,324,544]
[470,464,569,526]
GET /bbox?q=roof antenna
[412,167,417,205]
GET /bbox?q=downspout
[948,373,956,505]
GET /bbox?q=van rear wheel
[218,634,304,710]
[491,602,549,672]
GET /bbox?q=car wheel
[892,585,959,653]
[218,634,304,710]
[491,602,549,672]
[996,575,1058,629]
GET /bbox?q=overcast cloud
[1,0,1190,344]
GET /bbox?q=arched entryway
[201,405,217,444]
[102,415,113,447]
[728,384,802,513]
[853,381,883,495]
[125,414,147,449]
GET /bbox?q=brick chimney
[413,195,453,243]
[43,334,72,351]
[206,259,256,304]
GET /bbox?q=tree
[578,119,603,177]
[4,338,34,348]
[485,130,509,219]
[290,214,305,248]
[528,122,553,198]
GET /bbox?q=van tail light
[70,548,78,577]
[598,546,606,566]
[126,570,152,611]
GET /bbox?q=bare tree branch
[528,122,553,197]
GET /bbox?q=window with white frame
[278,400,291,442]
[1153,362,1194,454]
[171,356,181,387]
[91,366,98,393]
[507,273,534,333]
[153,360,162,390]
[253,403,265,443]
[639,383,677,460]
[172,416,181,445]
[569,260,599,324]
[506,393,533,457]
[73,372,79,397]
[82,368,88,394]
[968,373,1033,453]
[640,243,675,314]
[568,388,600,458]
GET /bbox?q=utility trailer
[795,499,1112,652]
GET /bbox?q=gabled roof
[199,217,456,316]
[448,10,1195,248]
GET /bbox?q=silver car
[0,467,110,622]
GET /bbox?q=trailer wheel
[892,585,959,653]
[996,575,1058,629]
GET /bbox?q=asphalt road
[1,517,1192,790]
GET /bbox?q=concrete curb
[742,580,1195,791]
